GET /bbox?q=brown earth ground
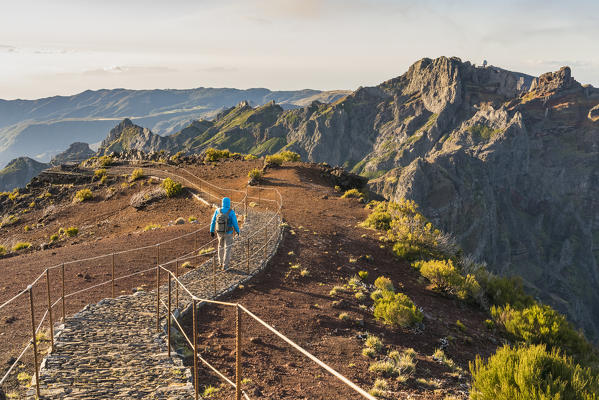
[181,164,503,400]
[1,159,503,399]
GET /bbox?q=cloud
[81,65,176,75]
[0,44,17,53]
[196,66,238,73]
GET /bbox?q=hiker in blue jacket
[210,197,240,270]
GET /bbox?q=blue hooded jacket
[210,197,240,234]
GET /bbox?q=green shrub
[491,304,596,364]
[23,225,30,232]
[0,245,6,256]
[162,178,182,197]
[374,276,394,292]
[201,385,220,398]
[355,291,367,301]
[74,188,93,202]
[181,261,193,269]
[13,242,32,251]
[203,148,230,162]
[1,214,20,227]
[484,275,534,309]
[456,320,466,332]
[365,335,384,353]
[369,360,397,377]
[248,168,263,180]
[373,290,423,328]
[470,344,599,400]
[49,234,59,242]
[129,168,144,182]
[65,226,78,237]
[341,188,366,200]
[265,154,285,166]
[362,347,376,358]
[358,270,369,280]
[278,150,301,162]
[94,168,107,178]
[170,151,184,162]
[188,216,197,222]
[413,259,480,300]
[360,202,392,231]
[338,312,350,321]
[98,155,113,167]
[244,154,257,160]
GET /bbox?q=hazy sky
[1,0,598,100]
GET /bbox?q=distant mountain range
[0,87,349,167]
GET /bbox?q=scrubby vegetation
[98,155,113,167]
[161,178,182,197]
[65,226,79,237]
[371,276,422,328]
[203,148,230,162]
[129,168,144,182]
[0,245,6,256]
[248,168,263,181]
[362,198,599,395]
[12,242,32,251]
[470,344,599,400]
[73,188,93,203]
[265,150,301,166]
[341,188,367,201]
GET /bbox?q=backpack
[216,209,232,233]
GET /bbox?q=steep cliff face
[99,118,174,154]
[0,157,49,191]
[97,57,599,339]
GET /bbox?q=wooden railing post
[167,274,171,358]
[236,304,242,400]
[111,253,115,298]
[156,262,160,333]
[192,299,199,400]
[175,260,179,307]
[29,286,41,399]
[45,269,54,351]
[61,263,65,322]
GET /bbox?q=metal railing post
[236,304,242,400]
[192,299,199,400]
[61,263,65,322]
[167,273,171,358]
[156,262,160,332]
[45,269,54,351]
[111,253,115,298]
[29,287,41,399]
[175,260,179,307]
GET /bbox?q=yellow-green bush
[0,245,6,256]
[98,155,113,167]
[65,226,79,237]
[248,168,263,180]
[360,201,392,231]
[413,259,481,300]
[483,275,534,309]
[278,150,301,162]
[244,154,257,161]
[129,168,144,182]
[162,178,182,197]
[203,148,230,162]
[73,189,93,202]
[265,154,285,166]
[13,242,32,251]
[358,270,369,280]
[372,289,423,328]
[470,344,599,400]
[341,188,367,201]
[94,168,107,178]
[49,234,59,242]
[374,276,394,292]
[491,304,596,364]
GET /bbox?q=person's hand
[211,231,215,238]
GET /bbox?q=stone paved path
[32,205,282,399]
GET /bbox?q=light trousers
[217,232,234,268]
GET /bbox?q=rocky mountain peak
[51,142,95,165]
[529,66,580,94]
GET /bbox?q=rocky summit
[97,56,599,341]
